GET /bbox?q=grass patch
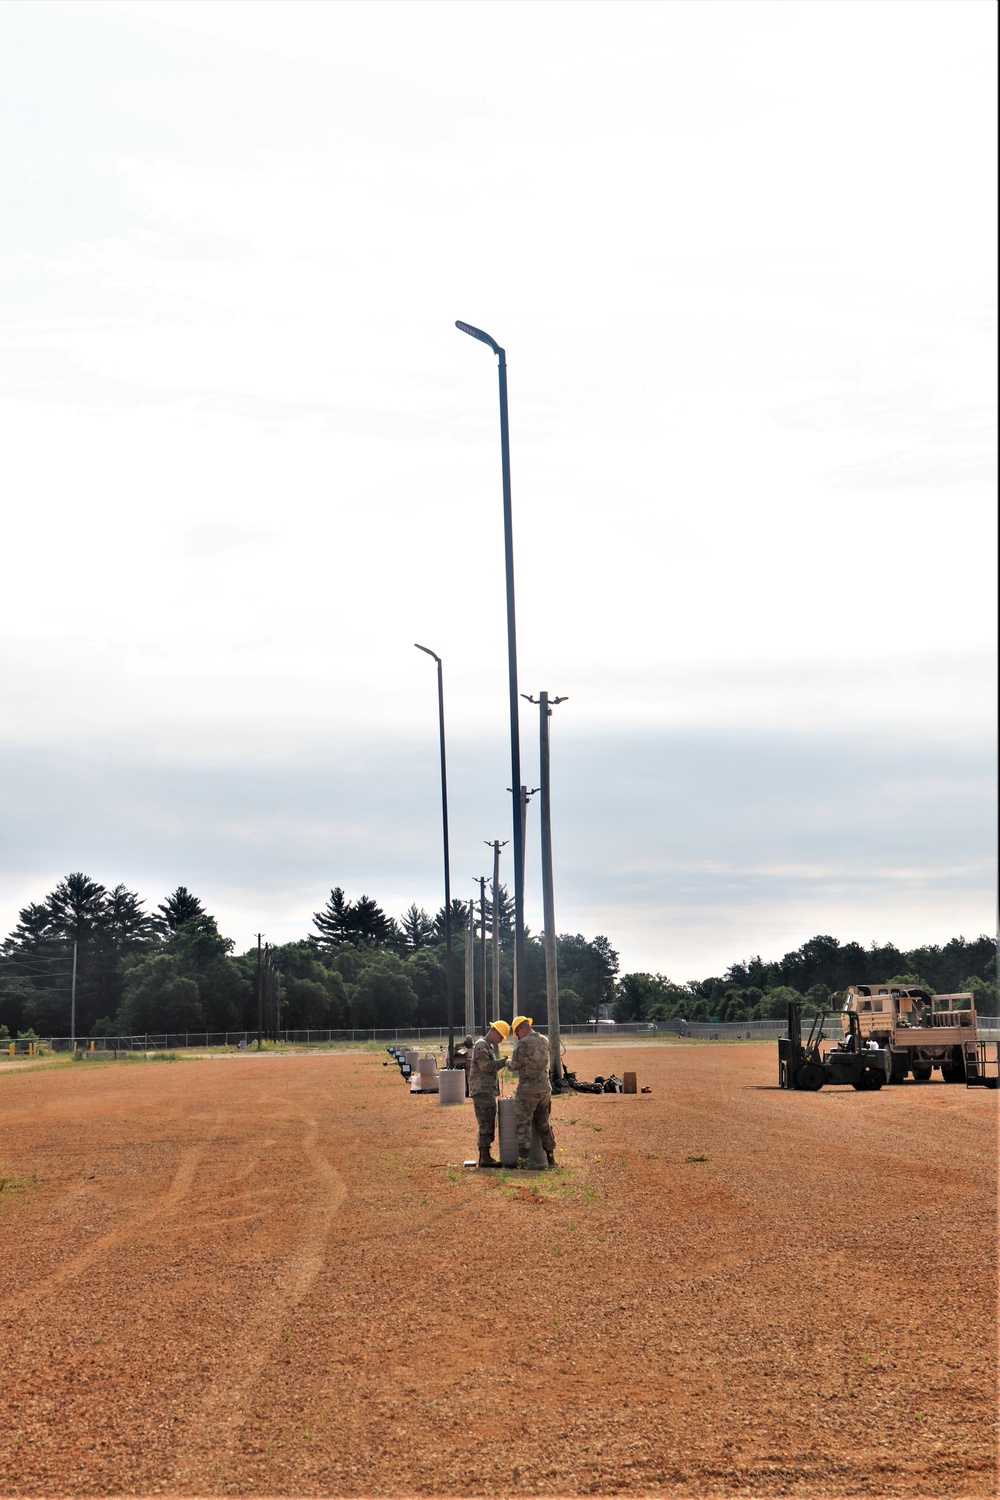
[685,1154,708,1162]
[0,1171,37,1209]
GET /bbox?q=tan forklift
[778,1000,890,1091]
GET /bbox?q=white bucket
[437,1068,466,1106]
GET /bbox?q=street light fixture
[455,319,528,1016]
[414,642,455,1066]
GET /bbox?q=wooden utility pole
[485,839,507,1023]
[255,933,263,1049]
[508,785,538,1017]
[70,939,78,1050]
[463,901,476,1037]
[526,692,567,1088]
[478,875,488,1037]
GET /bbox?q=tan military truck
[839,984,976,1083]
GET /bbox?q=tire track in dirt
[169,1107,346,1491]
[0,1111,224,1322]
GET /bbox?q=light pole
[456,320,528,1016]
[415,643,455,1066]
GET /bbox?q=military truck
[839,984,977,1083]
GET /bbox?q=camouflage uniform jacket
[469,1037,504,1098]
[509,1031,551,1094]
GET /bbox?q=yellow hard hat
[488,1020,510,1040]
[511,1016,532,1033]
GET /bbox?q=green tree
[352,954,417,1028]
[406,948,446,1026]
[761,985,805,1019]
[156,887,206,933]
[117,954,204,1033]
[400,904,434,951]
[432,899,471,940]
[960,975,999,1010]
[312,887,354,948]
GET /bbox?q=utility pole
[525,692,568,1088]
[463,900,476,1037]
[273,960,280,1043]
[256,933,263,1049]
[485,839,507,1023]
[507,786,538,1015]
[478,875,488,1038]
[70,939,78,1049]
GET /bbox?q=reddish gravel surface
[0,1043,995,1499]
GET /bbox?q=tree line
[0,874,619,1038]
[614,931,998,1024]
[1,872,995,1039]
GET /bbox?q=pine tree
[432,898,470,939]
[350,895,396,946]
[157,887,206,933]
[400,904,434,951]
[47,873,108,943]
[312,887,354,948]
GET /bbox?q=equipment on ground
[561,1066,625,1094]
[778,1002,890,1091]
[839,985,989,1084]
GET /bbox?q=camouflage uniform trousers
[514,1086,556,1156]
[472,1095,498,1150]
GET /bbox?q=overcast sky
[1,0,996,980]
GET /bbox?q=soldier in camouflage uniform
[508,1016,556,1168]
[468,1020,510,1167]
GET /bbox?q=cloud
[176,524,278,561]
[1,722,993,977]
[826,450,996,489]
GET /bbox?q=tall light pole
[456,320,528,1016]
[415,643,455,1066]
[525,692,568,1088]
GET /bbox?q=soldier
[469,1020,510,1167]
[508,1016,557,1168]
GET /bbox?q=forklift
[778,1001,890,1091]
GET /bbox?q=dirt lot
[0,1043,995,1499]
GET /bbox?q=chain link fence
[28,1016,1000,1051]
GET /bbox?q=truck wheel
[889,1054,908,1083]
[795,1062,825,1091]
[855,1067,884,1091]
[912,1065,932,1082]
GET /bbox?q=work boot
[478,1149,500,1168]
[546,1150,556,1168]
[515,1155,530,1170]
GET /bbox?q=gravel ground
[0,1043,995,1499]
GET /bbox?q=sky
[1,0,996,981]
